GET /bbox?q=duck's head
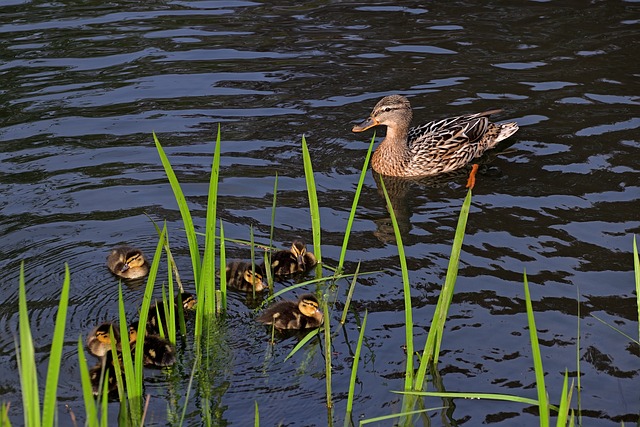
[120,249,146,273]
[352,95,412,132]
[243,268,266,292]
[128,322,139,345]
[290,240,308,269]
[88,322,120,357]
[298,294,323,323]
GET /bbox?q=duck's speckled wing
[405,110,501,174]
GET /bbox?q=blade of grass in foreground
[416,188,472,389]
[323,295,333,410]
[344,310,368,424]
[337,133,375,274]
[254,401,259,427]
[42,264,70,427]
[524,270,549,427]
[379,177,413,391]
[199,124,222,319]
[77,338,99,427]
[153,132,201,292]
[301,135,322,270]
[634,235,639,343]
[17,262,41,427]
[284,328,320,361]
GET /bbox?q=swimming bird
[270,240,317,277]
[257,294,324,330]
[352,94,519,188]
[106,246,149,280]
[147,292,197,336]
[86,322,122,359]
[226,261,266,292]
[128,322,177,367]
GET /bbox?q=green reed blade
[301,135,322,269]
[346,310,368,415]
[167,269,177,343]
[199,125,222,319]
[77,338,99,427]
[359,407,444,426]
[254,401,259,427]
[523,270,549,426]
[417,188,472,388]
[395,390,543,406]
[41,263,69,426]
[17,262,41,427]
[117,285,138,419]
[323,295,333,409]
[340,262,360,325]
[219,220,227,312]
[284,328,320,361]
[338,133,375,274]
[270,173,278,250]
[556,370,574,427]
[153,132,201,291]
[250,225,256,299]
[378,177,413,390]
[634,235,639,342]
[575,287,582,425]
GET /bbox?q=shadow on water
[0,0,638,425]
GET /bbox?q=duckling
[226,261,266,292]
[88,350,123,396]
[106,246,149,280]
[270,240,317,276]
[86,322,122,358]
[129,324,176,367]
[257,294,324,330]
[147,292,197,335]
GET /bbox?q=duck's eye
[382,107,392,112]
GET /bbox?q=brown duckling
[226,261,266,292]
[106,246,149,280]
[147,292,197,336]
[86,322,122,358]
[128,323,177,368]
[257,294,324,330]
[270,240,317,277]
[89,350,123,396]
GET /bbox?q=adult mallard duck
[226,261,266,292]
[352,95,519,188]
[257,294,324,330]
[270,240,317,277]
[106,246,149,280]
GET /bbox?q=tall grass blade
[340,262,360,325]
[634,235,639,343]
[17,261,41,427]
[323,296,333,409]
[359,407,444,426]
[337,133,375,274]
[301,135,322,269]
[417,188,472,388]
[254,401,259,427]
[379,177,413,390]
[556,370,573,427]
[345,310,368,418]
[395,390,542,406]
[219,220,227,312]
[523,270,549,426]
[153,132,201,290]
[1,403,11,427]
[42,263,70,426]
[284,329,320,361]
[199,124,222,319]
[77,338,99,427]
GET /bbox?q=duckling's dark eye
[382,107,391,112]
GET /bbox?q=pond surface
[1,0,639,425]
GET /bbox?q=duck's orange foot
[466,164,479,189]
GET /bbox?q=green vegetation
[8,131,639,426]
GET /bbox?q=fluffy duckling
[89,351,123,396]
[257,294,324,330]
[147,292,197,335]
[106,246,149,280]
[128,323,177,368]
[270,240,317,277]
[226,261,266,292]
[86,322,122,358]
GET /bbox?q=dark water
[1,0,639,425]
